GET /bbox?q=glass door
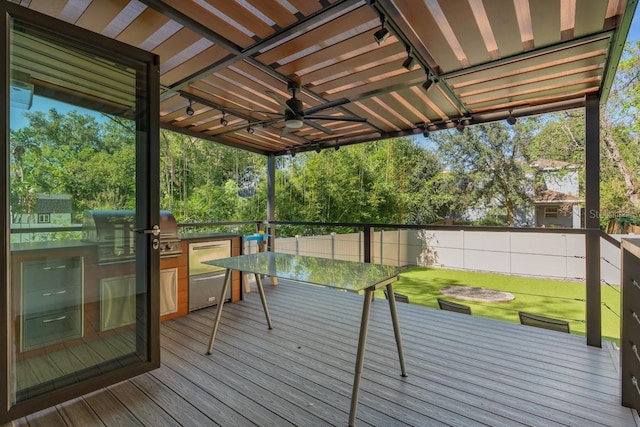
[2,4,160,422]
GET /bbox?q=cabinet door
[160,268,178,316]
[100,275,136,331]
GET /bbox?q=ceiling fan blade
[304,119,335,135]
[305,115,367,123]
[266,91,294,114]
[304,98,350,115]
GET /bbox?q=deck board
[8,279,638,427]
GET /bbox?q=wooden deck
[8,279,639,426]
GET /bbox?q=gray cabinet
[20,257,84,351]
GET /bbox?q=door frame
[1,3,160,422]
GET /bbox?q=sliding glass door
[1,3,160,422]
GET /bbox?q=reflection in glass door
[3,4,159,422]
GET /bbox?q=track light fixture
[456,119,465,133]
[315,145,321,153]
[185,99,194,116]
[422,73,438,92]
[247,126,254,134]
[506,111,517,126]
[374,15,390,45]
[402,45,415,70]
[220,111,228,126]
[422,125,430,138]
[334,145,340,151]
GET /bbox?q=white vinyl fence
[261,230,625,285]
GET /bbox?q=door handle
[135,225,160,236]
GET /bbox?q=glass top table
[204,252,406,292]
[203,252,408,427]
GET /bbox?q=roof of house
[534,189,584,205]
[35,194,72,214]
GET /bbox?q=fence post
[295,235,299,256]
[331,232,336,259]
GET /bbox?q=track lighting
[402,55,415,70]
[374,15,389,45]
[422,73,438,92]
[315,145,321,153]
[247,126,254,134]
[422,127,430,138]
[334,145,340,151]
[220,111,228,126]
[402,45,415,70]
[456,119,465,133]
[506,111,517,126]
[185,99,194,116]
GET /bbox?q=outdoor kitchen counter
[11,240,95,252]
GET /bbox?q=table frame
[205,255,407,427]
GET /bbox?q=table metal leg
[254,273,273,329]
[386,283,407,377]
[348,288,373,427]
[206,268,231,355]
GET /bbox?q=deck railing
[620,238,640,411]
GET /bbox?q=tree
[431,121,535,226]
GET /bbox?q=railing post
[585,93,601,347]
[363,226,373,263]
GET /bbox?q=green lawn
[378,267,621,344]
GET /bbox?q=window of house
[544,207,558,218]
[37,213,50,223]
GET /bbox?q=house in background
[10,194,73,242]
[532,159,583,228]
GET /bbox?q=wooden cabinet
[20,256,84,351]
[159,241,188,322]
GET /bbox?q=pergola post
[266,154,276,251]
[585,93,601,347]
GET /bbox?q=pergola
[11,0,637,344]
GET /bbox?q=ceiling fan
[263,82,366,136]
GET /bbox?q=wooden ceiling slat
[574,0,609,36]
[370,94,419,129]
[469,86,599,112]
[482,0,523,59]
[463,77,601,107]
[201,0,275,40]
[309,60,414,95]
[445,38,609,86]
[186,79,278,117]
[163,0,255,48]
[115,7,169,47]
[392,0,461,73]
[76,0,130,34]
[254,6,377,67]
[244,0,298,29]
[286,0,325,17]
[153,28,201,68]
[529,0,561,48]
[438,1,492,68]
[327,69,425,102]
[455,62,604,97]
[159,45,229,87]
[296,42,403,86]
[276,31,398,80]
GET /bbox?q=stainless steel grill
[83,210,182,264]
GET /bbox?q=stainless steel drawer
[189,272,230,311]
[21,308,82,351]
